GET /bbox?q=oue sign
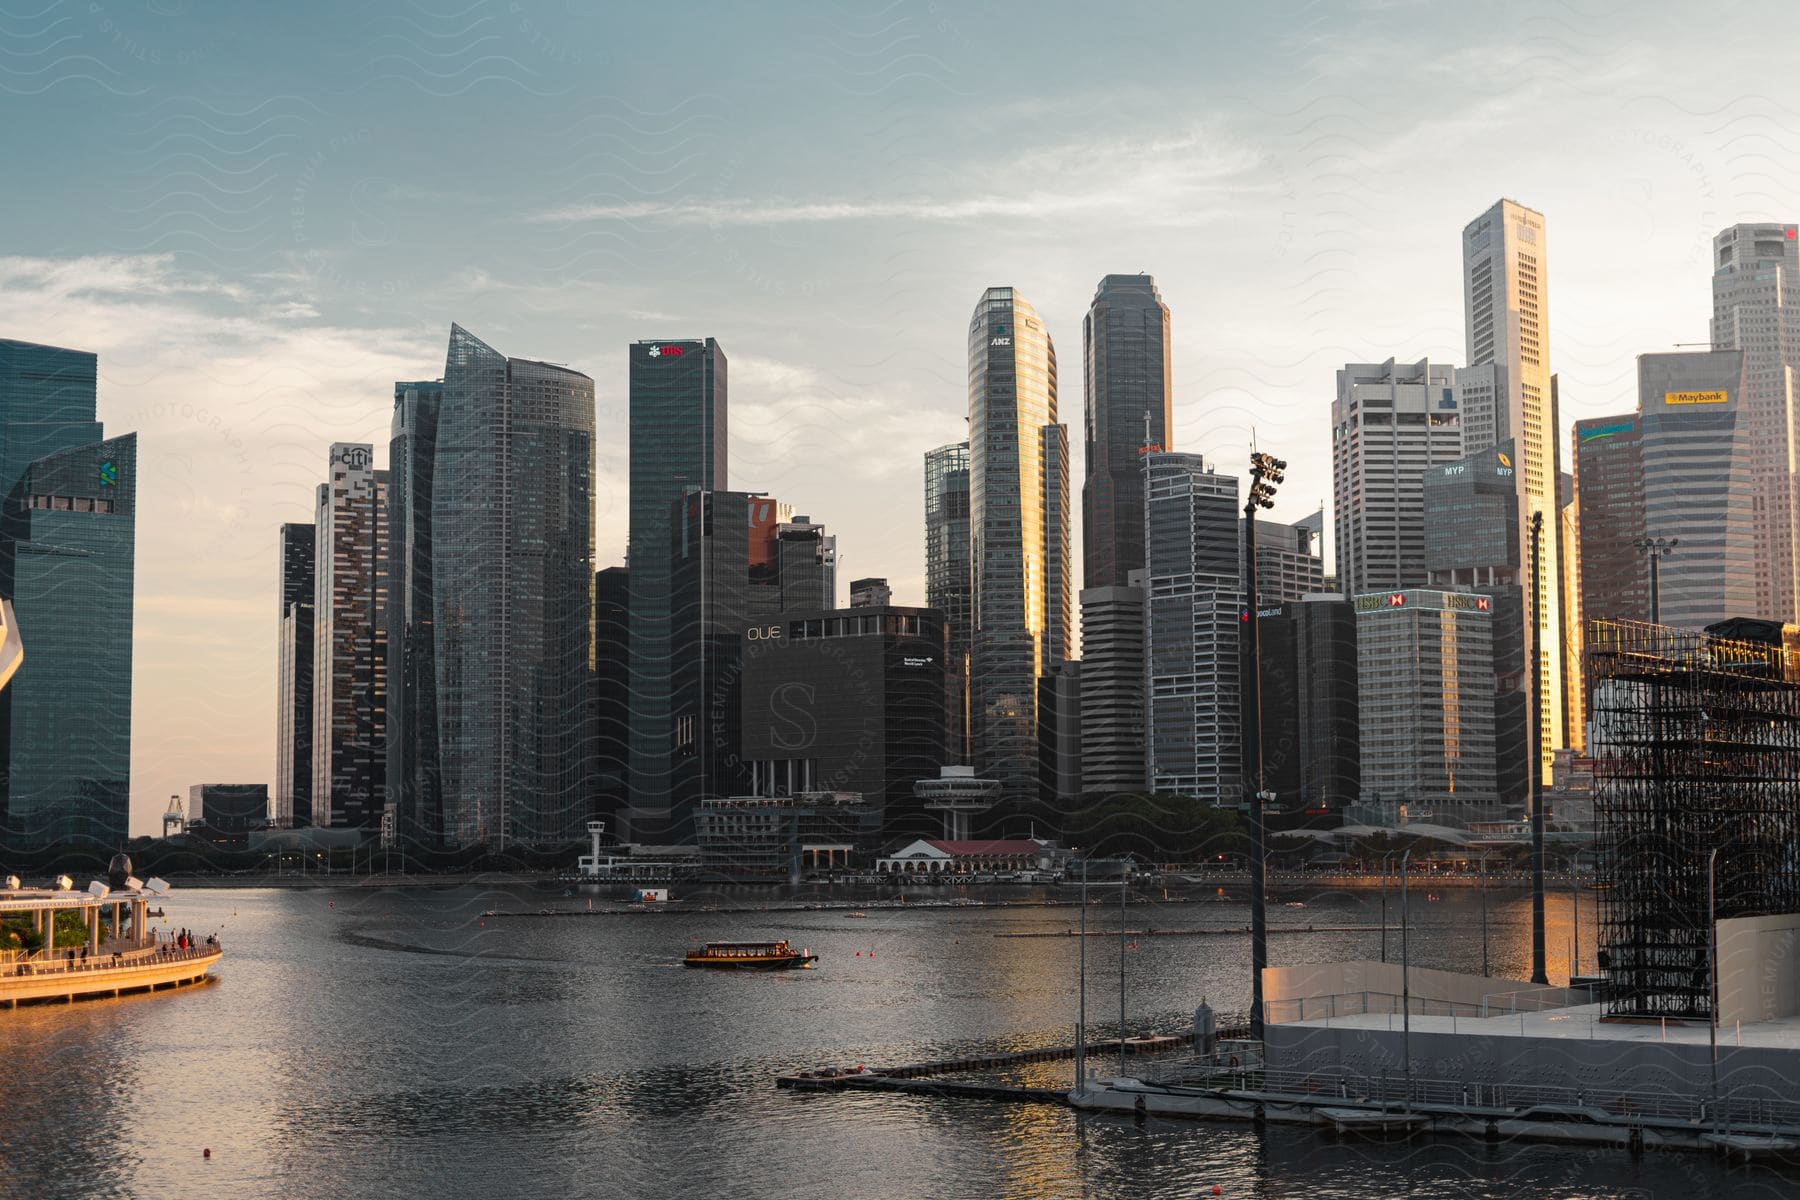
[746,626,782,641]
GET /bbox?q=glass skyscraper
[8,434,137,849]
[387,380,442,845]
[967,287,1069,809]
[0,338,134,851]
[626,338,727,841]
[276,521,316,828]
[435,325,596,846]
[924,441,971,762]
[1083,274,1171,590]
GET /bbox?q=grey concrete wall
[1716,913,1800,1027]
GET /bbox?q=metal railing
[1,942,219,978]
[1262,987,1595,1026]
[1130,1061,1800,1132]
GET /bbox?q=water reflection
[0,883,1783,1199]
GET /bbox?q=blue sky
[3,0,1797,831]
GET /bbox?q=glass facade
[8,433,136,848]
[1638,351,1759,629]
[435,326,596,845]
[276,521,315,828]
[968,288,1068,808]
[1083,274,1171,590]
[924,441,971,761]
[1573,414,1647,622]
[627,338,727,840]
[311,444,387,830]
[1255,596,1360,813]
[1354,589,1498,823]
[1143,451,1241,804]
[0,338,131,851]
[387,380,442,845]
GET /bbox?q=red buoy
[203,1149,211,1159]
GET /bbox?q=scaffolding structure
[1589,619,1800,1020]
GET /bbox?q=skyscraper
[592,565,630,825]
[1711,222,1800,623]
[1256,594,1359,814]
[1078,582,1146,796]
[968,288,1069,807]
[1461,198,1565,780]
[627,337,727,841]
[276,522,316,828]
[434,325,595,845]
[6,432,137,848]
[1573,415,1648,623]
[1355,588,1498,823]
[924,441,972,761]
[387,380,442,845]
[1083,274,1171,590]
[1249,513,1325,604]
[1331,359,1461,595]
[1423,440,1526,805]
[1637,351,1758,629]
[1143,451,1241,804]
[311,443,388,831]
[0,337,123,848]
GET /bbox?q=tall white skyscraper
[1711,221,1800,623]
[311,443,387,830]
[1331,358,1461,595]
[1460,198,1564,781]
[968,287,1070,807]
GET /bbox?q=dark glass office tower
[1083,274,1171,590]
[1256,595,1360,816]
[435,325,596,846]
[1424,440,1526,811]
[627,338,727,841]
[0,339,132,851]
[387,380,442,846]
[968,288,1068,809]
[276,522,316,828]
[6,434,136,849]
[1573,415,1648,622]
[924,441,972,762]
[592,565,630,824]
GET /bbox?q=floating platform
[2,946,221,1008]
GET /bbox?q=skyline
[4,2,1799,832]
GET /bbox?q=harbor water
[0,883,1791,1198]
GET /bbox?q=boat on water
[2,856,221,1009]
[683,940,816,970]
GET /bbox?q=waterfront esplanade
[1,872,219,1006]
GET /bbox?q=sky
[2,0,1797,834]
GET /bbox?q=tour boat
[683,939,816,970]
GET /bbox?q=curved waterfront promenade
[1,941,222,1007]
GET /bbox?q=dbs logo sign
[646,344,685,358]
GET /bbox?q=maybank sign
[1665,390,1728,406]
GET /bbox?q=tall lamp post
[1243,449,1286,1042]
[1529,510,1549,986]
[1633,536,1678,625]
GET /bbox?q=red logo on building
[1476,596,1492,611]
[1388,593,1407,607]
[647,344,686,358]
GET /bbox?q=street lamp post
[1401,849,1413,1112]
[1633,537,1679,626]
[1480,852,1490,978]
[1380,850,1395,964]
[1243,449,1286,1042]
[1076,858,1088,1096]
[1708,846,1721,1133]
[1530,510,1549,987]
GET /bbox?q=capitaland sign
[1665,390,1728,406]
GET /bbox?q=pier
[777,1034,1197,1105]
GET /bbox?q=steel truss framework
[1589,619,1800,1019]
